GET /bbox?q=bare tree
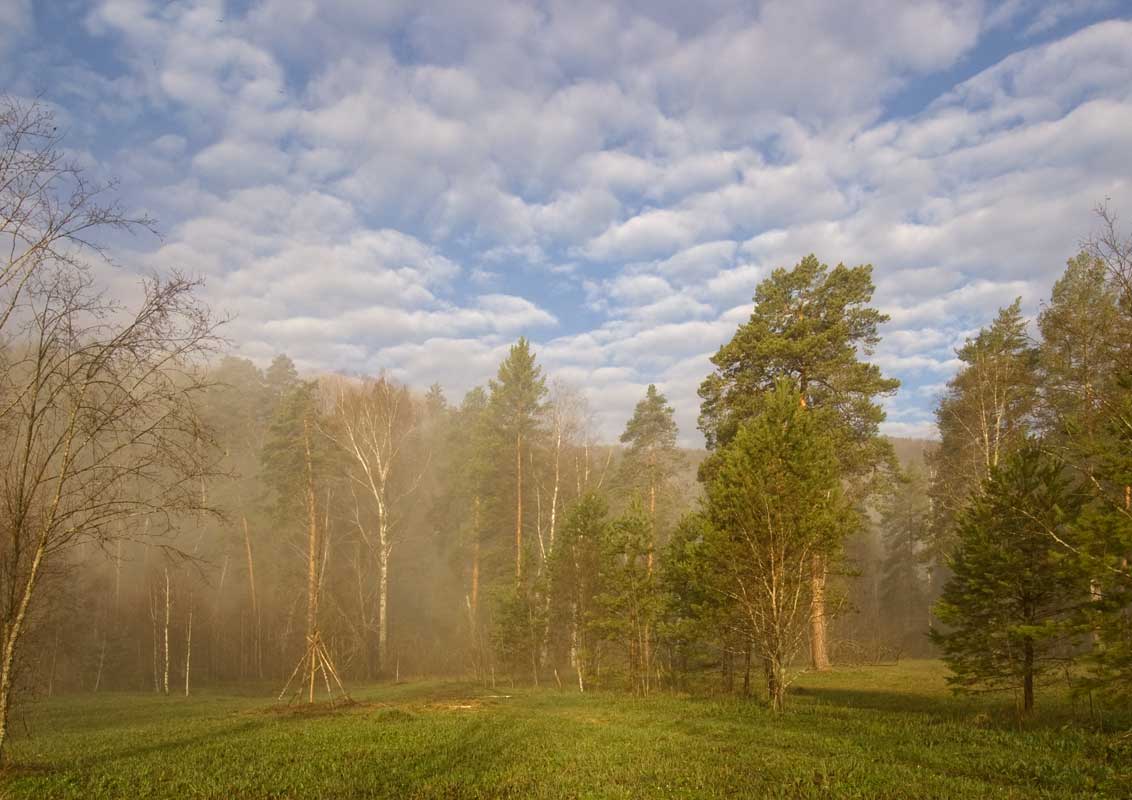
[0,98,220,757]
[323,375,425,677]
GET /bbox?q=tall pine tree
[698,254,898,670]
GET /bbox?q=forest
[2,91,1131,798]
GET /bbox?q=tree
[0,99,220,757]
[546,493,608,691]
[1036,253,1122,448]
[1064,372,1132,702]
[488,338,548,581]
[703,382,851,710]
[878,466,931,652]
[928,299,1038,574]
[698,254,898,670]
[324,375,424,677]
[932,444,1086,714]
[590,500,659,695]
[618,384,681,552]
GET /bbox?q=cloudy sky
[7,0,1132,442]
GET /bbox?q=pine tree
[932,443,1087,714]
[619,385,681,534]
[698,254,898,670]
[488,338,548,581]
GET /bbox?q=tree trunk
[516,431,523,581]
[471,496,481,624]
[809,553,831,671]
[304,417,319,704]
[768,655,786,713]
[378,544,390,674]
[163,568,171,696]
[1022,638,1034,714]
[242,514,261,680]
[184,598,194,697]
[0,536,49,757]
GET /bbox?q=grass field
[1,661,1129,799]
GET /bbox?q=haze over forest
[2,2,1132,798]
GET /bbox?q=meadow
[1,661,1128,799]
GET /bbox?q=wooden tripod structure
[279,631,350,704]
[279,416,351,705]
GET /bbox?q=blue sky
[6,0,1132,443]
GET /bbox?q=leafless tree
[0,97,221,757]
[322,375,426,677]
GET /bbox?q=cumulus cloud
[19,2,1132,444]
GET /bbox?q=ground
[1,661,1128,799]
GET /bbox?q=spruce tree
[932,443,1087,714]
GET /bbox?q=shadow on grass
[790,685,1125,731]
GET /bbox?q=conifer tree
[698,254,897,670]
[619,385,681,542]
[1067,374,1132,701]
[932,443,1086,714]
[488,338,548,580]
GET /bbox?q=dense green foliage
[932,445,1087,712]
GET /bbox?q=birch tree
[324,375,423,677]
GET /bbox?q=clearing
[1,661,1128,799]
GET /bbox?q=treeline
[23,253,917,713]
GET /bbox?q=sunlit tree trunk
[184,594,194,697]
[516,430,523,580]
[163,568,172,696]
[810,554,831,671]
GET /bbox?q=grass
[2,661,1129,799]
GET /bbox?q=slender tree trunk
[150,586,159,692]
[1023,639,1034,714]
[0,536,49,756]
[163,568,171,696]
[471,496,481,623]
[184,596,193,697]
[242,514,261,680]
[304,418,319,704]
[93,640,106,693]
[809,554,831,671]
[516,431,523,581]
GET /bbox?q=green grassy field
[1,661,1128,799]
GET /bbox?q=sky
[6,0,1132,444]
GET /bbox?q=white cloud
[25,3,1132,445]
